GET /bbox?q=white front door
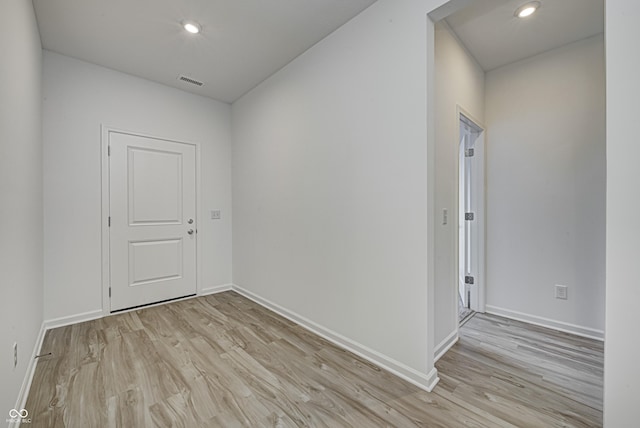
[109,131,197,312]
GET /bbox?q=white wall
[485,35,605,337]
[604,1,640,425]
[232,0,448,388]
[433,22,485,354]
[0,0,43,411]
[43,52,232,322]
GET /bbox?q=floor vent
[178,75,204,87]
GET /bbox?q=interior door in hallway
[458,113,484,313]
[108,131,197,312]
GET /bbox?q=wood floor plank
[24,292,603,427]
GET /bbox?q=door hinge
[108,146,111,156]
[465,212,474,221]
[108,287,111,298]
[108,216,111,227]
[465,148,475,157]
[465,275,475,285]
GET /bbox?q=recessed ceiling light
[182,20,201,34]
[515,1,541,18]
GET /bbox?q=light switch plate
[555,284,568,300]
[211,210,221,220]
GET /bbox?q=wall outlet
[555,284,568,300]
[211,210,221,220]
[13,342,18,368]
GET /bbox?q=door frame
[454,106,486,314]
[100,125,203,316]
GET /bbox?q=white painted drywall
[485,35,605,336]
[232,0,450,384]
[433,22,485,353]
[604,1,640,425]
[43,52,232,321]
[0,0,43,411]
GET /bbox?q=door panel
[129,147,183,224]
[109,131,196,312]
[128,239,183,286]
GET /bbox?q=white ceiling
[33,0,377,103]
[445,0,604,71]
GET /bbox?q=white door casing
[108,131,197,312]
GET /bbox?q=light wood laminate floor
[25,292,603,427]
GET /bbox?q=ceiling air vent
[178,75,204,87]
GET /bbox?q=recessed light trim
[182,20,201,34]
[515,1,541,18]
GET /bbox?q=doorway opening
[458,112,485,323]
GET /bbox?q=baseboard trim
[44,309,104,331]
[11,321,47,427]
[434,329,459,362]
[201,284,233,296]
[231,285,439,392]
[485,305,604,341]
